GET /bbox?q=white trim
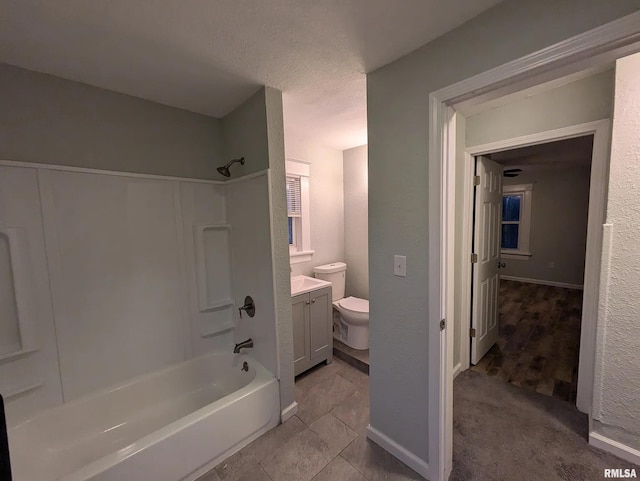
[366,425,430,479]
[589,431,640,466]
[289,250,315,264]
[428,10,640,480]
[0,159,268,185]
[503,183,532,192]
[285,159,310,177]
[286,161,312,262]
[431,12,640,105]
[452,363,462,379]
[461,120,609,414]
[501,252,531,260]
[281,401,298,422]
[500,275,583,290]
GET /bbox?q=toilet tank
[313,262,346,301]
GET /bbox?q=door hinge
[473,175,480,186]
[471,253,478,263]
[440,319,446,331]
[469,328,476,338]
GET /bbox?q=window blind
[286,176,302,217]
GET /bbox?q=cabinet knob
[306,300,310,305]
[311,299,316,303]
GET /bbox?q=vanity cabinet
[292,286,332,376]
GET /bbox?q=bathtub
[8,352,280,481]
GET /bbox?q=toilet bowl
[333,296,370,350]
[313,262,370,350]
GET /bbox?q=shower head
[217,157,245,177]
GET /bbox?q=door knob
[497,262,506,269]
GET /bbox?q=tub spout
[234,338,253,354]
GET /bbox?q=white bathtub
[8,352,280,481]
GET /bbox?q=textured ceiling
[0,0,502,150]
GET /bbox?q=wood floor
[471,280,583,403]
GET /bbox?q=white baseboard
[366,425,429,478]
[500,275,583,290]
[452,362,462,379]
[589,431,640,465]
[281,401,298,422]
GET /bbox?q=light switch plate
[394,255,407,277]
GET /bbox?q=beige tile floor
[198,357,424,481]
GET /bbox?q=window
[286,176,301,247]
[501,184,533,259]
[286,159,313,263]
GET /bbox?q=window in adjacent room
[501,183,533,259]
[286,159,313,263]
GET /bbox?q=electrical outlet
[548,261,555,268]
[394,255,407,277]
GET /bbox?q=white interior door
[471,156,502,364]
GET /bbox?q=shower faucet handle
[238,295,255,318]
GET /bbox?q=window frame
[501,183,533,260]
[286,159,314,264]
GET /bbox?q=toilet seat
[336,296,369,314]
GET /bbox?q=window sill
[290,250,315,264]
[501,251,531,260]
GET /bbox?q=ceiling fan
[503,168,522,177]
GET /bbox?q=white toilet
[313,262,369,350]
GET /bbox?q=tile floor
[198,357,424,481]
[332,338,369,374]
[471,280,583,402]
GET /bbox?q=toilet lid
[338,296,369,314]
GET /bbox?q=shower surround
[0,162,280,479]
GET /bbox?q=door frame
[426,11,640,481]
[460,120,611,408]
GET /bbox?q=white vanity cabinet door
[292,286,332,376]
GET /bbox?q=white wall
[264,87,296,414]
[592,52,640,450]
[227,174,278,378]
[0,167,62,422]
[285,139,345,277]
[41,170,192,400]
[343,145,369,299]
[367,0,639,467]
[501,166,591,286]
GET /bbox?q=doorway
[425,16,640,481]
[469,136,593,405]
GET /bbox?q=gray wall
[223,87,271,176]
[501,166,591,286]
[592,52,640,450]
[466,70,614,146]
[343,145,369,299]
[0,63,226,179]
[367,0,639,465]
